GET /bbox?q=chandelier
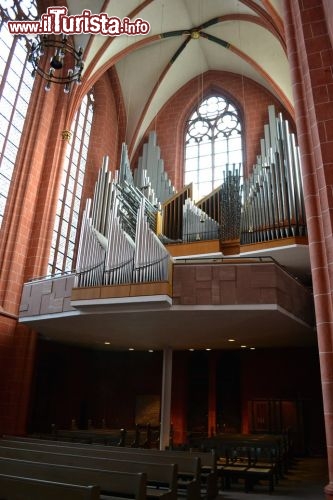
[28,34,84,93]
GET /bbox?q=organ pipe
[75,200,106,287]
[75,106,306,289]
[133,200,170,283]
[134,131,176,205]
[182,198,219,242]
[104,192,135,286]
[220,165,242,242]
[162,184,193,241]
[75,145,171,288]
[196,185,222,225]
[241,105,306,244]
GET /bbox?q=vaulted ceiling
[68,0,291,158]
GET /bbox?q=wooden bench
[0,445,177,500]
[218,444,275,493]
[100,445,218,499]
[0,440,201,500]
[198,432,285,479]
[245,445,275,493]
[219,445,249,491]
[0,473,100,500]
[0,456,146,500]
[170,449,218,500]
[53,429,123,446]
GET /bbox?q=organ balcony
[18,253,315,351]
[18,105,314,351]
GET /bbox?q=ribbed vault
[66,0,290,158]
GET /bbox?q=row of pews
[188,431,294,493]
[41,424,160,448]
[0,435,213,500]
[0,432,292,498]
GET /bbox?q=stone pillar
[160,347,173,450]
[282,1,333,497]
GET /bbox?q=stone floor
[217,457,328,499]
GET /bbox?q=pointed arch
[184,93,243,201]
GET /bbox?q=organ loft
[0,1,333,498]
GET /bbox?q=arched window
[184,95,243,201]
[0,0,38,227]
[48,91,94,275]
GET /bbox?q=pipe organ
[160,184,226,244]
[162,165,242,244]
[76,199,106,287]
[134,131,176,205]
[160,105,306,247]
[75,104,307,288]
[162,184,192,241]
[104,196,135,286]
[220,166,242,242]
[196,186,222,225]
[182,198,219,242]
[133,200,170,283]
[241,105,306,243]
[75,145,170,288]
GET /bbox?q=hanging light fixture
[28,34,84,93]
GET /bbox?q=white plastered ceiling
[67,0,291,158]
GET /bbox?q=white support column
[159,347,173,450]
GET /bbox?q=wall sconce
[28,34,84,93]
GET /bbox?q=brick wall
[0,316,37,435]
[80,70,126,205]
[132,71,294,188]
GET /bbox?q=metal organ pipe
[241,105,306,244]
[75,200,106,288]
[104,191,135,286]
[219,165,242,242]
[134,131,175,204]
[74,110,306,290]
[133,200,169,283]
[182,198,219,242]
[74,143,171,288]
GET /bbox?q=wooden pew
[0,439,201,500]
[95,445,218,500]
[0,473,99,500]
[0,438,201,477]
[53,429,123,446]
[2,434,283,495]
[0,456,146,500]
[216,444,275,494]
[0,445,177,500]
[198,433,284,481]
[245,446,275,493]
[219,445,249,492]
[173,449,218,500]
